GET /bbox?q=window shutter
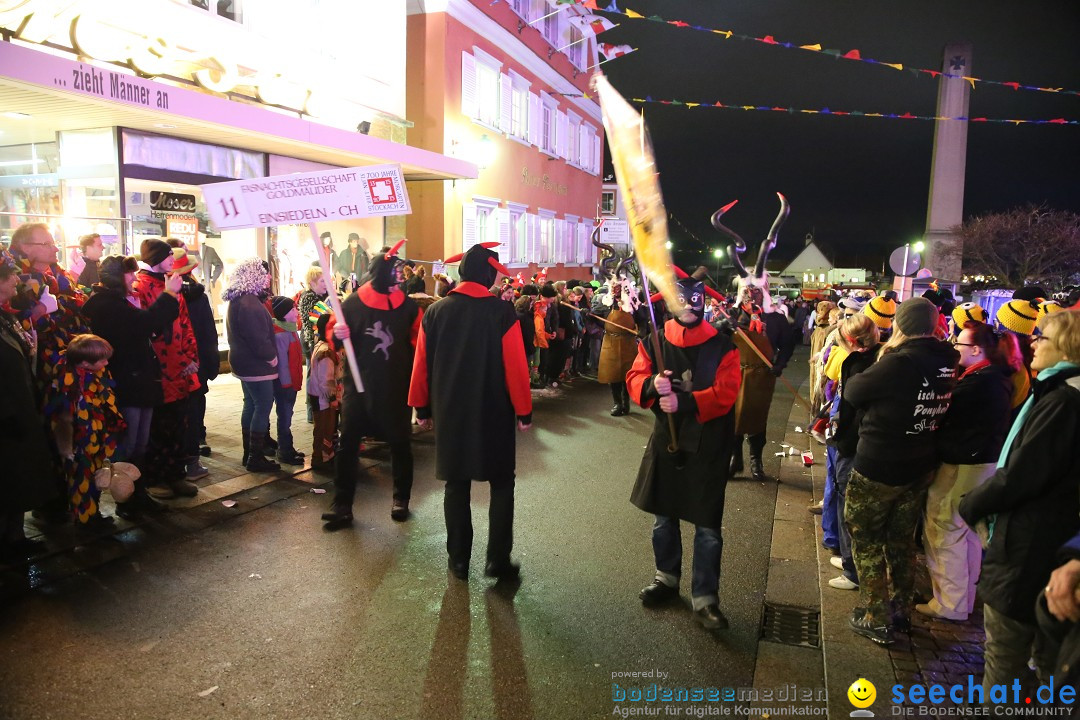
[553,218,564,263]
[592,134,602,175]
[578,125,590,168]
[576,222,587,264]
[461,52,478,120]
[461,203,477,254]
[526,213,538,262]
[499,73,512,134]
[496,207,511,261]
[528,92,540,147]
[556,110,569,159]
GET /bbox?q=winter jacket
[959,366,1080,624]
[273,323,303,391]
[307,341,339,411]
[181,279,219,386]
[844,337,959,485]
[226,293,278,382]
[827,344,879,458]
[83,285,179,408]
[133,270,198,404]
[517,309,535,358]
[935,362,1014,465]
[533,305,550,350]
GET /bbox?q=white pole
[901,243,910,302]
[308,222,364,392]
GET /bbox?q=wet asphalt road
[0,378,788,720]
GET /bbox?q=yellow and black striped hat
[864,295,896,329]
[952,302,986,328]
[996,299,1040,336]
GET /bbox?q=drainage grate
[760,603,821,648]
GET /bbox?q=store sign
[151,191,197,213]
[201,163,411,231]
[598,218,629,245]
[166,217,199,249]
[0,0,373,128]
[521,167,568,196]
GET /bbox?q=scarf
[273,319,298,333]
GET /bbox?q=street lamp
[899,239,925,301]
[712,247,724,280]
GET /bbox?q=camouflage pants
[844,469,932,625]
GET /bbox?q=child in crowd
[271,296,305,466]
[307,311,340,471]
[46,333,125,529]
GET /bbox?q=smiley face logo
[847,677,876,708]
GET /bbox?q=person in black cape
[408,242,533,581]
[626,275,742,630]
[320,240,422,528]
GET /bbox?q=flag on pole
[598,42,636,59]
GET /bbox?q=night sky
[596,0,1080,274]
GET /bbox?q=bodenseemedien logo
[848,677,876,717]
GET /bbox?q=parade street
[0,352,831,720]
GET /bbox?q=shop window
[461,49,502,130]
[189,0,243,23]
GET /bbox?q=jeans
[240,380,275,434]
[822,445,839,549]
[118,405,154,464]
[983,603,1059,701]
[184,389,207,457]
[273,383,298,454]
[834,452,858,583]
[652,515,723,610]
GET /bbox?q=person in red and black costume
[321,241,422,528]
[408,242,532,581]
[627,275,742,631]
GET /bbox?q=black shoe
[246,454,281,472]
[169,478,200,497]
[321,505,353,526]
[77,513,116,534]
[448,558,469,580]
[850,608,894,646]
[484,560,520,581]
[390,500,410,522]
[199,445,212,457]
[695,604,730,630]
[750,457,767,482]
[610,404,627,417]
[639,579,679,607]
[890,614,912,634]
[277,449,306,466]
[729,456,744,477]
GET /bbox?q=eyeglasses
[1032,335,1056,346]
[953,342,977,347]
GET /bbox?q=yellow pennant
[800,43,822,51]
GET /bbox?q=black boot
[241,429,250,467]
[729,436,744,476]
[750,456,767,482]
[321,503,353,528]
[748,432,768,481]
[246,432,281,472]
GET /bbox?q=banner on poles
[201,163,411,231]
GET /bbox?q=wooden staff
[559,301,635,334]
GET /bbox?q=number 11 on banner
[202,185,255,230]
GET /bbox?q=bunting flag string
[606,6,1080,98]
[630,96,1079,127]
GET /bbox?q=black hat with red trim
[443,242,509,289]
[369,239,407,293]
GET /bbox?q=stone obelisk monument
[923,43,972,281]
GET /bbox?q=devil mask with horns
[442,242,511,289]
[369,239,407,293]
[711,192,790,314]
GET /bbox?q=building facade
[0,0,473,342]
[406,0,605,283]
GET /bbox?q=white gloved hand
[38,286,59,314]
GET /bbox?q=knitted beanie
[1013,286,1047,303]
[271,295,295,321]
[951,302,986,327]
[895,297,939,336]
[996,299,1040,336]
[1038,300,1064,318]
[864,295,897,329]
[140,238,172,268]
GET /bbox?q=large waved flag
[569,13,616,35]
[598,42,636,59]
[592,73,689,323]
